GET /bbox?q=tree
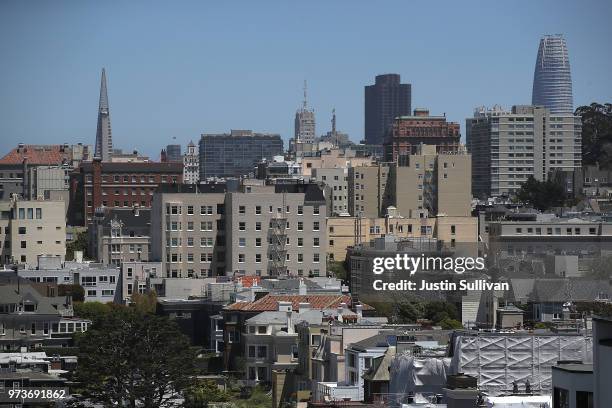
[576,103,612,168]
[130,290,158,314]
[66,231,89,261]
[515,176,565,211]
[438,318,463,330]
[183,380,231,408]
[423,301,459,323]
[73,309,196,408]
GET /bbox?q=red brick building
[69,159,183,225]
[384,108,461,164]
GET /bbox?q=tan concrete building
[326,213,477,261]
[0,197,66,266]
[301,148,373,177]
[348,145,472,219]
[150,184,227,278]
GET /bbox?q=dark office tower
[94,68,113,162]
[532,35,573,114]
[364,74,411,145]
[199,130,283,179]
[166,144,182,162]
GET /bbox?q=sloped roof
[0,145,69,165]
[362,347,396,382]
[225,293,373,312]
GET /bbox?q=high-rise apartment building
[532,35,573,115]
[199,130,283,179]
[364,74,411,145]
[466,105,582,198]
[384,108,461,163]
[294,81,316,144]
[183,141,199,184]
[94,68,113,162]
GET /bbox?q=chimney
[299,302,311,312]
[299,278,307,295]
[133,203,140,217]
[287,309,294,334]
[356,304,363,320]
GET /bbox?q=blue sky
[1,0,610,159]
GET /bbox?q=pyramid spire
[94,68,113,161]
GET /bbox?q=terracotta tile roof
[0,145,70,165]
[225,294,374,312]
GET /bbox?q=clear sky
[1,0,611,159]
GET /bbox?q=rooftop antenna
[303,80,308,110]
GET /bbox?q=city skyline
[1,1,611,158]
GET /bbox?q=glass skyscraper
[532,34,573,115]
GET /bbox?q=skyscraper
[165,144,182,162]
[364,74,411,145]
[294,81,316,144]
[94,68,113,161]
[532,35,573,115]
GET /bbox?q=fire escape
[267,193,288,277]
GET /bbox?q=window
[313,254,320,263]
[239,205,245,214]
[313,237,319,247]
[18,227,26,234]
[255,206,261,215]
[239,238,246,247]
[255,238,261,247]
[238,254,245,263]
[313,206,320,215]
[255,222,261,231]
[187,205,194,215]
[297,237,303,247]
[297,205,303,215]
[313,221,320,231]
[239,222,246,231]
[255,254,261,263]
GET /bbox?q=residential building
[294,81,316,144]
[156,298,226,350]
[326,212,477,262]
[311,168,348,216]
[364,74,411,145]
[0,197,66,266]
[199,130,283,179]
[532,34,573,115]
[18,260,121,303]
[120,261,162,303]
[94,68,113,162]
[225,183,327,278]
[150,183,227,278]
[0,275,91,351]
[384,109,461,163]
[221,294,363,373]
[348,145,472,219]
[487,214,612,275]
[300,147,374,177]
[165,144,182,162]
[183,141,199,184]
[68,159,183,225]
[89,207,151,265]
[466,105,582,198]
[0,143,91,201]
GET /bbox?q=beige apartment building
[326,212,477,261]
[300,148,373,177]
[348,145,471,219]
[0,197,66,266]
[150,182,328,278]
[150,184,227,278]
[225,183,327,277]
